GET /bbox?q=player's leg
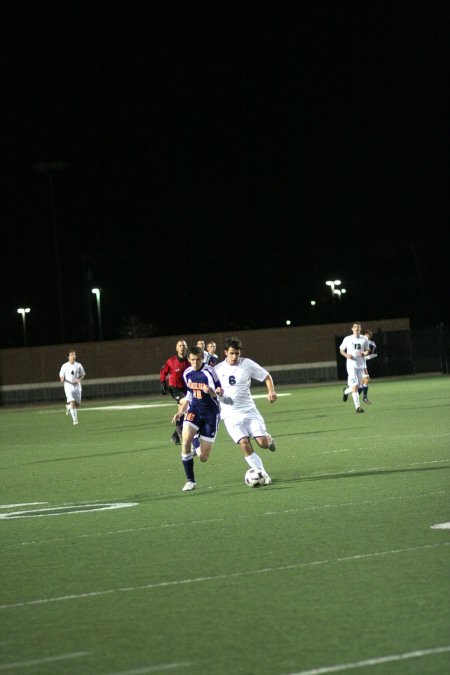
[225,418,272,485]
[195,412,219,462]
[181,419,198,491]
[250,411,276,451]
[362,372,370,403]
[172,389,187,443]
[353,371,365,412]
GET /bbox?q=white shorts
[346,367,365,388]
[222,409,267,444]
[64,383,82,405]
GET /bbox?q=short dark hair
[188,346,204,357]
[224,337,242,351]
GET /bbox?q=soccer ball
[244,467,265,487]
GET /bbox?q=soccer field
[1,376,449,675]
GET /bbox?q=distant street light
[17,308,31,346]
[91,288,103,341]
[286,320,291,326]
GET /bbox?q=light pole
[17,308,31,346]
[91,288,103,341]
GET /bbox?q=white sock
[245,452,265,472]
[70,408,78,422]
[345,386,352,394]
[352,392,360,409]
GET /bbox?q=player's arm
[76,370,85,384]
[340,348,352,359]
[264,373,277,403]
[160,360,171,394]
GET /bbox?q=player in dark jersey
[172,346,223,492]
[160,339,189,444]
[360,329,377,403]
[205,340,219,366]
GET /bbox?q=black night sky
[3,1,448,348]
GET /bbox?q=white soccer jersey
[339,334,369,369]
[215,357,268,420]
[59,361,85,384]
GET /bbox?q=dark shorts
[169,387,187,404]
[184,407,220,440]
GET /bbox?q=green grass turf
[1,376,449,675]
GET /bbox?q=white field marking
[42,393,292,413]
[0,651,91,671]
[431,522,450,529]
[303,458,450,478]
[1,541,448,610]
[9,490,449,547]
[0,502,47,509]
[104,662,192,675]
[283,645,450,675]
[0,502,137,520]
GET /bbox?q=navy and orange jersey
[183,364,222,412]
[160,356,190,389]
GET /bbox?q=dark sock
[182,456,195,482]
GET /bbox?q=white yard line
[5,489,448,547]
[0,652,91,671]
[104,663,192,675]
[41,393,291,413]
[283,645,450,674]
[1,542,448,610]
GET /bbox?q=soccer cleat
[363,397,371,404]
[182,481,196,492]
[267,434,276,452]
[342,387,348,403]
[355,407,365,414]
[262,472,272,485]
[171,431,181,445]
[65,406,69,416]
[73,420,79,425]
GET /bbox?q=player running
[172,346,223,492]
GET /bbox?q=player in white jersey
[360,329,377,403]
[215,337,277,485]
[339,322,370,413]
[59,350,86,425]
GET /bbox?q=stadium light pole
[17,307,31,346]
[91,288,103,341]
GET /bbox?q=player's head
[196,339,205,350]
[224,337,242,351]
[188,346,204,370]
[364,329,373,339]
[176,340,188,358]
[67,350,76,362]
[206,341,216,353]
[352,322,361,336]
[224,337,242,364]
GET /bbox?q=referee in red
[160,339,190,444]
